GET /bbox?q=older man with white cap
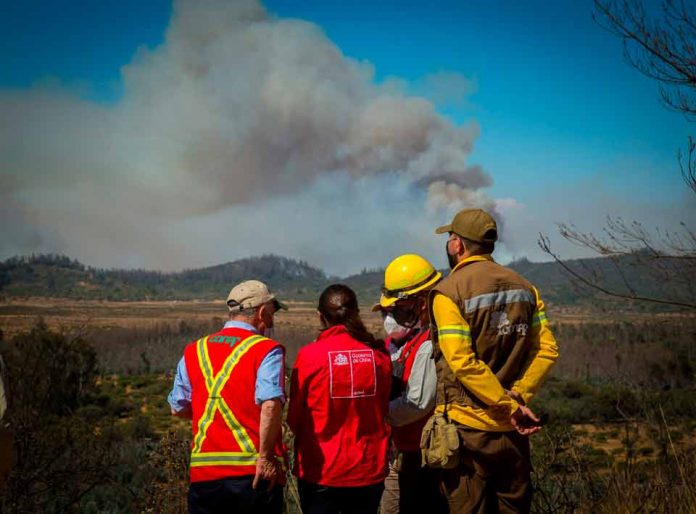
[168,279,288,514]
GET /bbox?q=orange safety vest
[183,327,286,483]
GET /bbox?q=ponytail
[318,284,384,351]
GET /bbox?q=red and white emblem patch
[328,350,377,398]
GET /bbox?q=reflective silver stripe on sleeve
[464,288,536,314]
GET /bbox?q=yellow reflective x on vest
[190,333,268,467]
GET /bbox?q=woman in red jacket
[288,284,392,514]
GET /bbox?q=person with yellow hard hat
[376,254,448,514]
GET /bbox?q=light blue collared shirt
[167,320,285,413]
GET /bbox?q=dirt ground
[572,421,696,461]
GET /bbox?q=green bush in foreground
[0,322,187,513]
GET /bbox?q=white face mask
[383,313,411,342]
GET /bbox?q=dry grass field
[0,297,387,337]
[4,296,690,336]
[0,297,386,374]
[2,296,694,377]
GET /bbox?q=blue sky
[267,0,691,199]
[0,0,693,273]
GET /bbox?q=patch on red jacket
[328,350,377,398]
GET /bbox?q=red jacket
[184,327,285,483]
[288,325,392,487]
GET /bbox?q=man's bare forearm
[258,399,283,457]
[253,399,283,490]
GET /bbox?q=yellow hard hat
[379,254,441,308]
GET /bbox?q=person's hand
[252,455,280,491]
[510,404,542,436]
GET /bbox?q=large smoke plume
[0,0,503,274]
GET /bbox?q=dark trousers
[440,428,532,514]
[398,450,448,514]
[298,479,384,514]
[188,476,283,514]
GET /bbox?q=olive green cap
[435,208,498,243]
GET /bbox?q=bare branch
[537,234,696,309]
[593,0,696,119]
[556,218,696,260]
[679,136,696,194]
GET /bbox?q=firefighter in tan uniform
[429,208,559,513]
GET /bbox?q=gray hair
[228,305,259,322]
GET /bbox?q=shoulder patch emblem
[491,311,528,336]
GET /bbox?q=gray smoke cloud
[0,0,500,275]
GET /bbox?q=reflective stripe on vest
[437,324,471,340]
[532,310,548,327]
[191,333,269,465]
[464,288,535,314]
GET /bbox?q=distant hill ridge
[0,252,690,311]
[0,254,328,302]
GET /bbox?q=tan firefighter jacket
[428,255,558,431]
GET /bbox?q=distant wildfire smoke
[0,0,499,274]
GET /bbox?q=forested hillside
[0,254,328,301]
[0,252,691,311]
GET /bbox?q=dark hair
[461,236,495,256]
[318,284,383,350]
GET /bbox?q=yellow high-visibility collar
[450,254,493,274]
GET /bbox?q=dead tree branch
[538,233,696,309]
